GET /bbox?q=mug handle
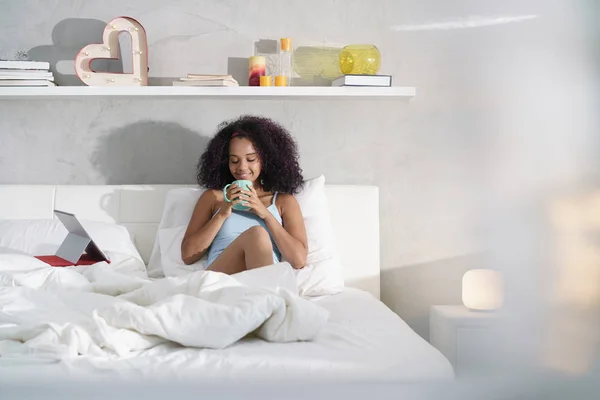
[223,184,232,203]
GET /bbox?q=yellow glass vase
[292,46,343,81]
[338,44,381,75]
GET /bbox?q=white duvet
[0,253,329,360]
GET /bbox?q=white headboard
[0,184,380,298]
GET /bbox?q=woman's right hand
[218,183,246,218]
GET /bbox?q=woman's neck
[253,185,271,196]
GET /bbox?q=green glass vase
[338,44,381,75]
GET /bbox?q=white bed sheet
[0,287,454,384]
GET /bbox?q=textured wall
[0,0,563,338]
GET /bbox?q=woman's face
[228,137,262,185]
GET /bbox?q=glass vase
[338,44,381,75]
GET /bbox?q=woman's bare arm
[263,194,308,269]
[181,190,227,265]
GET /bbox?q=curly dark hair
[196,115,304,194]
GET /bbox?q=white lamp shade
[462,269,504,311]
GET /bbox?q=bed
[0,183,454,384]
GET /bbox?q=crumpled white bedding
[0,252,455,384]
[0,253,329,359]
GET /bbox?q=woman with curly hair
[181,115,308,274]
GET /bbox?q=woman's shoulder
[196,189,224,211]
[201,188,223,200]
[275,193,300,214]
[194,189,223,214]
[275,192,295,202]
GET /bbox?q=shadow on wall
[91,121,210,185]
[28,18,124,86]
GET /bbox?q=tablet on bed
[34,210,110,266]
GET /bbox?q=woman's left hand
[240,186,270,219]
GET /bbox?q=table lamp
[462,269,504,311]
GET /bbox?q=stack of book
[0,60,55,87]
[331,74,392,87]
[173,74,239,87]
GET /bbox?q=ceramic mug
[223,180,252,211]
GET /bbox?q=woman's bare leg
[207,226,274,274]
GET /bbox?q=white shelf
[0,86,415,100]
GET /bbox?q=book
[0,74,54,81]
[0,60,50,70]
[173,79,239,87]
[332,74,392,87]
[0,70,53,80]
[186,73,234,80]
[0,80,56,86]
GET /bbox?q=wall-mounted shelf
[0,86,416,100]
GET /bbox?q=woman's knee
[243,226,272,247]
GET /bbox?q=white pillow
[148,176,344,295]
[0,219,145,268]
[293,257,343,296]
[295,175,335,264]
[293,175,343,296]
[158,225,207,277]
[146,187,206,277]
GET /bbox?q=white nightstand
[430,305,502,378]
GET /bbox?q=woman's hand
[240,185,270,219]
[218,183,246,218]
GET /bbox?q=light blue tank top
[206,192,282,267]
